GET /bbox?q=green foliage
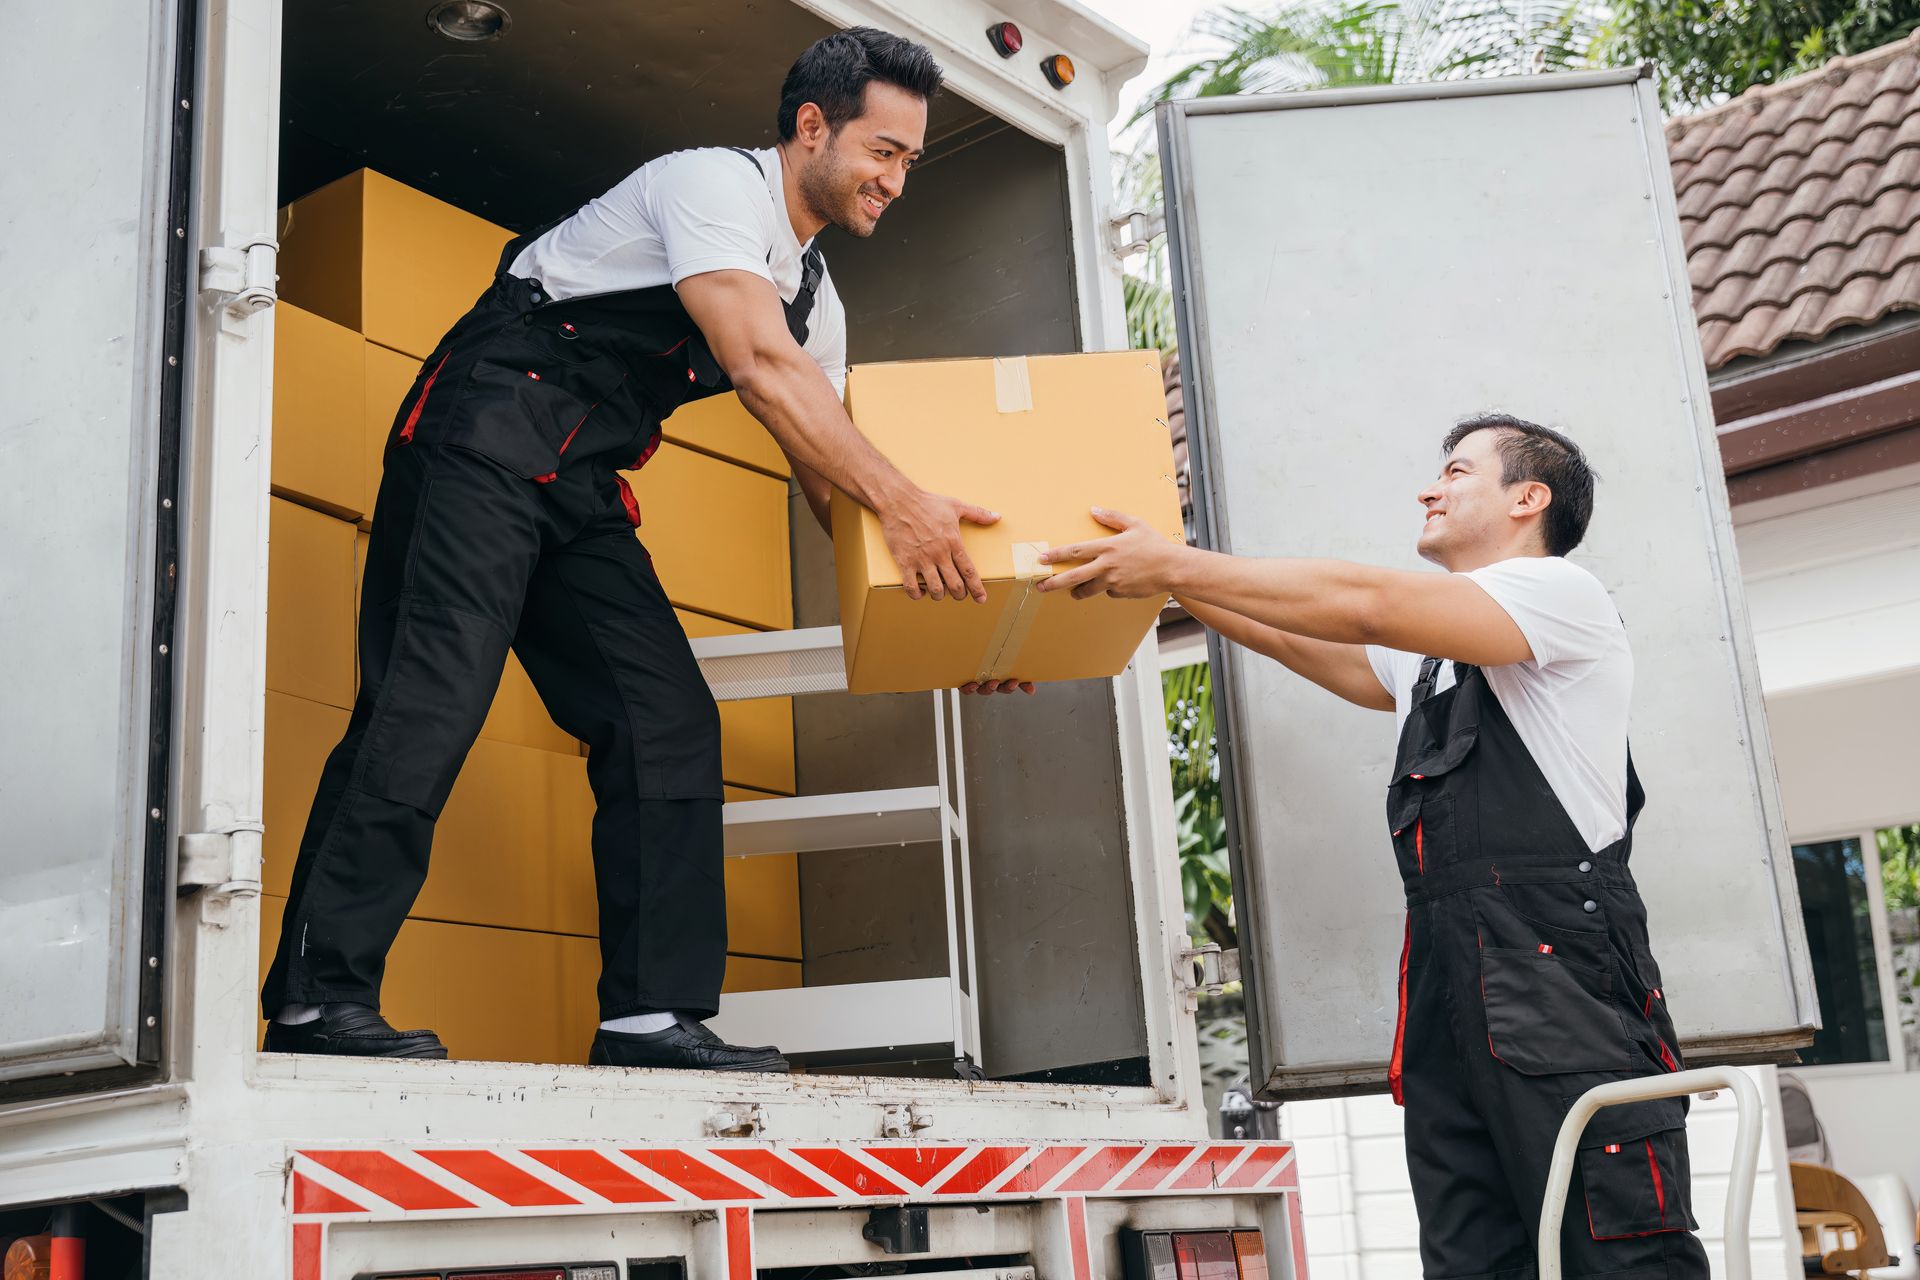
[1881,823,1920,910]
[1166,662,1235,946]
[1133,0,1598,126]
[1595,1,1920,111]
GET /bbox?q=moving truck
[0,0,1816,1275]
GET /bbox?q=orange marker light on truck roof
[1040,53,1075,88]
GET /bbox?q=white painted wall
[1731,472,1920,696]
[1281,1073,1801,1280]
[1763,669,1920,838]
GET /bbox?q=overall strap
[726,146,825,342]
[1411,657,1444,708]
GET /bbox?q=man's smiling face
[797,81,925,238]
[1416,428,1515,568]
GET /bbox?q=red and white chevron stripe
[291,1140,1297,1217]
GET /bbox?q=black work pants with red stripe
[1400,861,1710,1280]
[261,440,727,1023]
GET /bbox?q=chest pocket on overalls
[1388,724,1478,875]
[464,319,628,462]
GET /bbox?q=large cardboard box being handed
[832,351,1183,695]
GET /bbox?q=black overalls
[1387,657,1710,1280]
[263,150,823,1024]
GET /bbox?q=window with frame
[1790,823,1920,1070]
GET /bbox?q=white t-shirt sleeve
[1365,645,1421,709]
[648,151,779,287]
[1465,557,1621,668]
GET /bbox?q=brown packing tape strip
[974,542,1051,683]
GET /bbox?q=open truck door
[1158,69,1820,1098]
[0,1,193,1091]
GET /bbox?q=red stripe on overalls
[1389,818,1422,1105]
[398,353,451,444]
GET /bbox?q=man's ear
[793,101,829,150]
[1511,479,1553,519]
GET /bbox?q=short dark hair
[1441,413,1597,556]
[778,27,943,141]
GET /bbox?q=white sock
[600,1011,677,1034]
[275,1003,324,1025]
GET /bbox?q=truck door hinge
[177,820,265,898]
[1178,943,1240,1000]
[705,1103,766,1139]
[199,239,279,316]
[1108,208,1166,260]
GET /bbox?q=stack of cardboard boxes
[261,169,802,1064]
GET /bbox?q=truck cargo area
[262,0,1158,1086]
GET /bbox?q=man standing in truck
[1036,415,1709,1278]
[261,28,1023,1071]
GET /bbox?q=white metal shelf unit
[693,626,984,1072]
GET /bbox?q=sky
[1080,0,1225,143]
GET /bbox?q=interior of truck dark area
[262,0,1155,1086]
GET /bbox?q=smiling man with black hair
[262,27,1022,1074]
[1040,415,1709,1280]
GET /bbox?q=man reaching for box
[262,28,1021,1072]
[1037,417,1708,1278]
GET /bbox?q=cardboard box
[261,691,347,897]
[267,498,359,709]
[363,340,421,517]
[428,733,597,935]
[662,392,790,478]
[725,785,801,961]
[272,304,367,518]
[480,651,582,757]
[277,169,513,362]
[625,444,793,630]
[679,610,795,795]
[833,352,1182,694]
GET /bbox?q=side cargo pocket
[1480,946,1632,1075]
[1566,1097,1699,1239]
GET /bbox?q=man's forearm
[790,455,832,531]
[1166,546,1531,666]
[731,347,910,513]
[1171,549,1399,645]
[1180,596,1392,710]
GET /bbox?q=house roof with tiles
[1667,30,1920,370]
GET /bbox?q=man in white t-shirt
[1035,415,1708,1280]
[261,28,1024,1073]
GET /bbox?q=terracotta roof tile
[1667,31,1920,367]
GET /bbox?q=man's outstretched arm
[1037,508,1534,668]
[1178,596,1395,711]
[677,268,994,603]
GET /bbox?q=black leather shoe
[261,1004,448,1059]
[590,1016,788,1072]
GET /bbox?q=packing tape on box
[973,541,1051,683]
[992,357,1034,414]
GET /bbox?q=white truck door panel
[1158,71,1818,1097]
[0,0,185,1084]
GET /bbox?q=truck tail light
[4,1235,83,1280]
[1122,1230,1266,1280]
[1232,1231,1268,1280]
